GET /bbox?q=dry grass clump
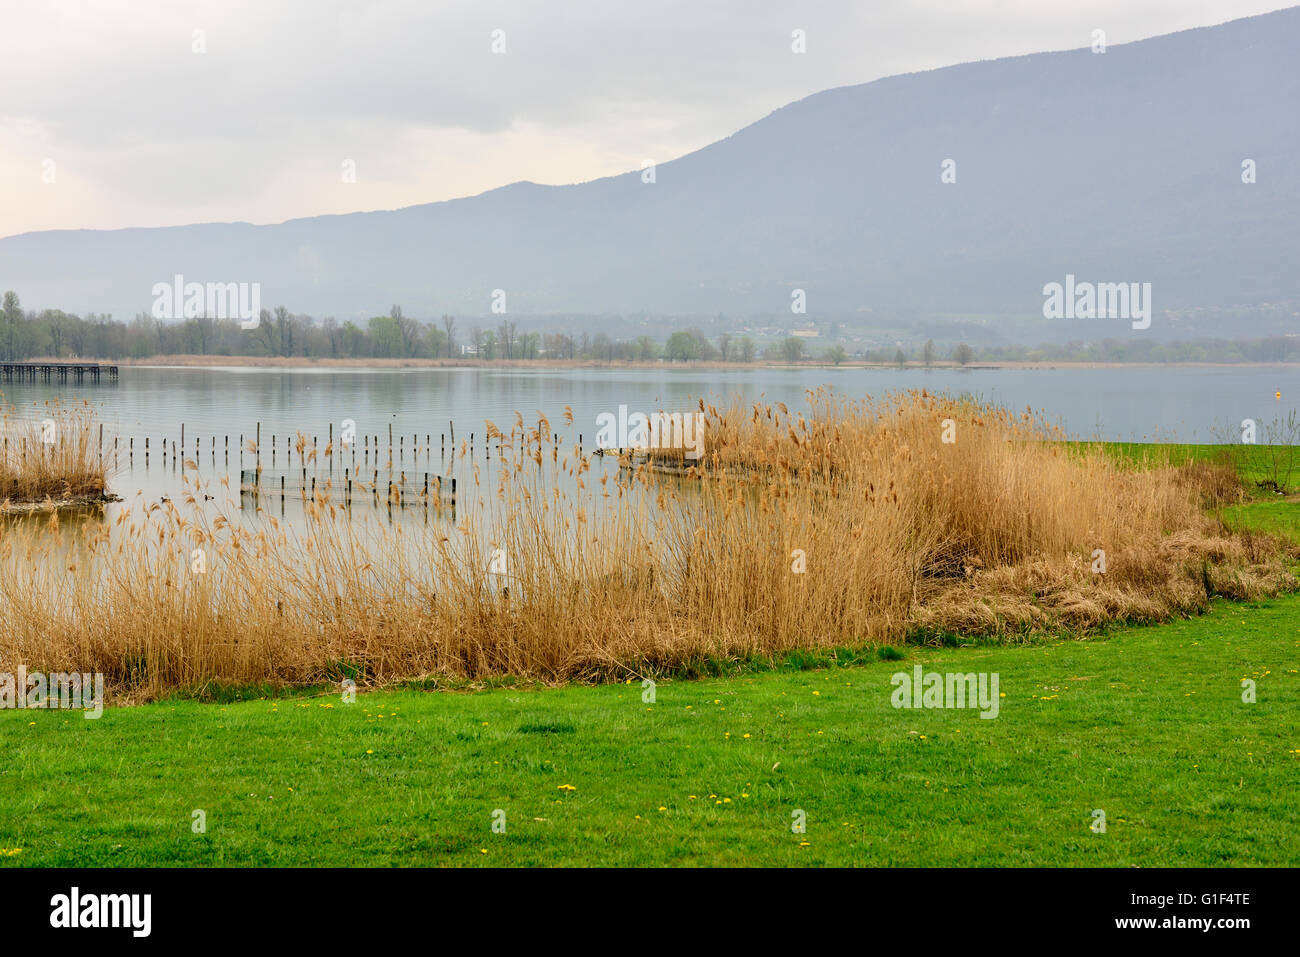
[0,390,1294,700]
[1172,459,1248,509]
[0,403,109,505]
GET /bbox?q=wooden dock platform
[0,362,119,382]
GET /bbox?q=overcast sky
[1,0,1292,238]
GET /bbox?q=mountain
[3,7,1299,328]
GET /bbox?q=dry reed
[0,390,1293,701]
[0,402,109,505]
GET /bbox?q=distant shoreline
[98,355,1300,372]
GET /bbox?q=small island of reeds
[0,403,117,512]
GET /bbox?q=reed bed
[1,390,1294,701]
[0,402,109,505]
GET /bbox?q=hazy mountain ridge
[3,6,1298,328]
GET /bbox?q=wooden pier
[0,362,119,383]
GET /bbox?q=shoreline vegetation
[2,292,1299,370]
[103,354,1300,371]
[10,594,1299,867]
[1,390,1295,703]
[0,403,113,510]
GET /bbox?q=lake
[0,363,1293,521]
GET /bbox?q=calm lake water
[1,364,1294,522]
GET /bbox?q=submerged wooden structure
[0,362,119,383]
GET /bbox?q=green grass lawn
[3,591,1298,867]
[3,459,1296,868]
[1077,440,1299,491]
[1223,498,1300,537]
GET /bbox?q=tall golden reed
[0,390,1292,700]
[0,402,108,504]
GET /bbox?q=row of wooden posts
[7,421,587,515]
[93,421,585,468]
[239,467,458,510]
[7,421,586,465]
[87,422,586,514]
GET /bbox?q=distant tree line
[976,337,1298,364]
[0,292,1294,364]
[0,293,771,362]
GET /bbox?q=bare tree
[274,305,294,357]
[391,304,419,357]
[442,314,456,357]
[498,319,517,360]
[254,309,275,355]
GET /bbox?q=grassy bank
[2,459,1294,867]
[2,589,1297,867]
[1081,436,1298,493]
